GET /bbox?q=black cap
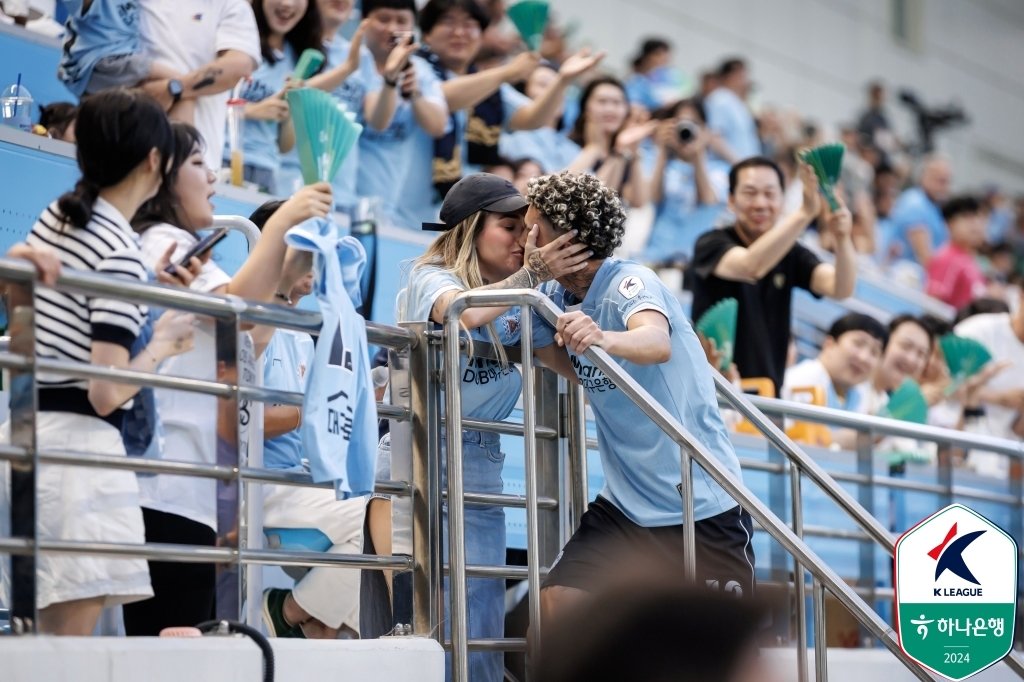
[422,173,528,231]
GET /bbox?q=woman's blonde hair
[414,211,510,365]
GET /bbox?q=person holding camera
[354,0,450,228]
[644,98,729,264]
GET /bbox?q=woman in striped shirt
[2,89,198,635]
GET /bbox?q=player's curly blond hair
[525,171,626,258]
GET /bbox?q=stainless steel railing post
[791,463,809,682]
[404,322,443,639]
[442,310,470,682]
[679,445,696,582]
[566,384,589,536]
[7,292,37,633]
[520,307,543,645]
[814,579,828,682]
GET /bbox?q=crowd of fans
[0,0,1022,676]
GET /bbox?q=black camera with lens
[676,120,699,144]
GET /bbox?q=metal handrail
[736,393,1024,458]
[442,289,936,682]
[713,376,1024,678]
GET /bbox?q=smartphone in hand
[163,227,229,275]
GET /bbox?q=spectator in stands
[482,155,515,182]
[886,154,952,267]
[511,156,542,194]
[858,314,933,414]
[57,0,191,124]
[856,81,893,153]
[230,0,323,194]
[703,57,760,164]
[643,97,729,264]
[231,201,367,639]
[279,0,418,207]
[524,171,754,631]
[400,0,604,227]
[623,37,674,113]
[954,289,1024,476]
[1,90,197,635]
[872,163,900,262]
[926,195,989,309]
[566,76,650,207]
[139,0,261,171]
[782,312,887,413]
[499,60,582,173]
[691,157,857,396]
[38,101,76,142]
[123,121,332,635]
[355,0,449,227]
[399,172,591,682]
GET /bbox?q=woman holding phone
[123,122,333,635]
[0,90,197,635]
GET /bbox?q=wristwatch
[167,79,184,104]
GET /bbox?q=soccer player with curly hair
[524,171,756,628]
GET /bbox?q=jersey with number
[534,258,742,526]
[285,217,377,498]
[398,265,523,423]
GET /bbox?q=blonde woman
[399,172,589,682]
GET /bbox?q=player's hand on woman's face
[555,310,604,355]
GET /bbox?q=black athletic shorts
[543,496,756,598]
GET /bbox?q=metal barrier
[0,256,416,632]
[712,380,1024,679]
[2,251,1021,681]
[440,289,954,682]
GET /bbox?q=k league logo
[895,504,1018,680]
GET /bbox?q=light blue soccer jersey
[285,217,377,498]
[499,127,581,174]
[399,265,523,422]
[534,258,742,526]
[643,155,729,262]
[262,328,315,472]
[358,55,448,227]
[888,186,948,264]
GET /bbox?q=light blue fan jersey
[533,258,742,526]
[399,265,523,422]
[285,217,378,498]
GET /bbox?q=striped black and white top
[25,198,147,425]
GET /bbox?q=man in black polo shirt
[691,156,856,394]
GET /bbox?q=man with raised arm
[525,171,755,629]
[691,156,856,395]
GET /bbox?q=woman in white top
[122,121,332,634]
[2,89,197,635]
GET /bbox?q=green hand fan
[507,0,549,51]
[286,88,364,185]
[798,143,844,211]
[879,378,928,424]
[293,48,326,80]
[695,297,737,371]
[939,334,992,386]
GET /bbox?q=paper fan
[293,48,326,81]
[798,143,844,211]
[879,378,928,424]
[507,0,549,51]
[695,297,737,371]
[939,334,992,385]
[286,88,363,185]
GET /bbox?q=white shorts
[0,412,152,610]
